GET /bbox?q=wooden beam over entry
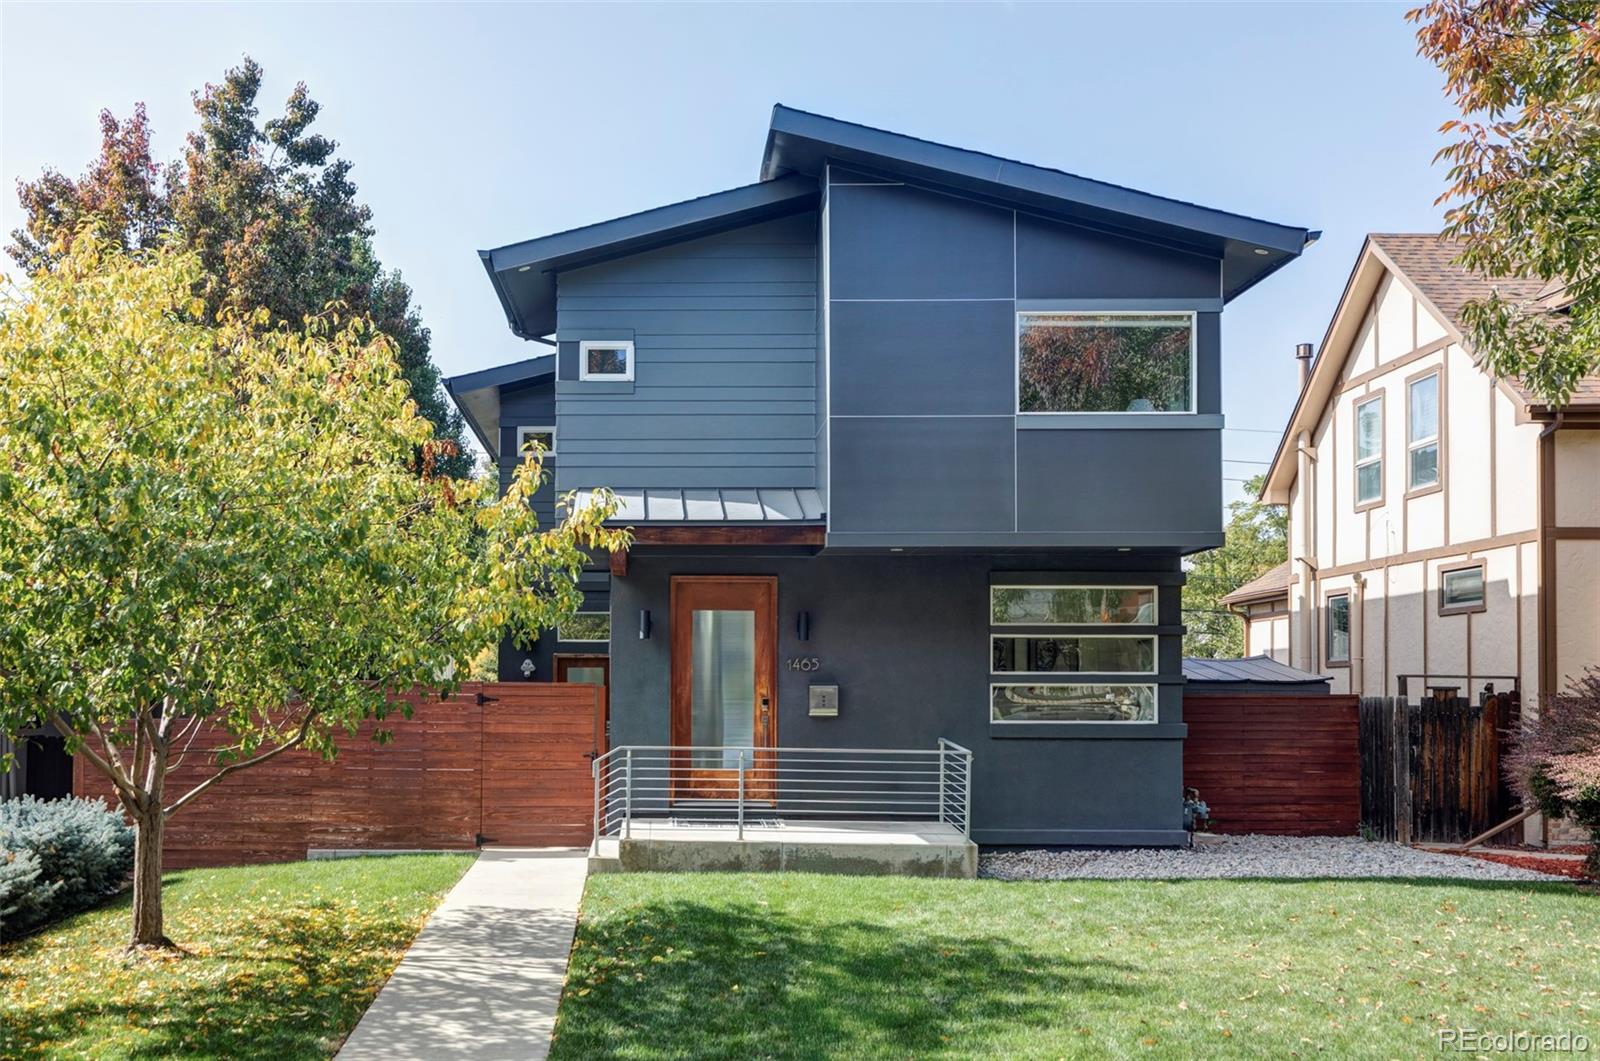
[609,548,628,578]
[624,524,826,547]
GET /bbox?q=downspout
[1350,572,1367,695]
[1295,429,1318,671]
[1537,411,1565,699]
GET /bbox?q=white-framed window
[578,340,634,382]
[1439,562,1486,615]
[516,425,555,460]
[1325,593,1351,665]
[1015,311,1196,414]
[1407,371,1440,492]
[1353,394,1383,507]
[990,683,1157,724]
[990,635,1156,674]
[559,612,610,643]
[989,585,1157,626]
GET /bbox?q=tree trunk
[129,809,173,949]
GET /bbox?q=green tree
[1410,1,1600,405]
[1183,475,1288,658]
[8,57,472,476]
[0,239,625,949]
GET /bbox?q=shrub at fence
[1,796,134,937]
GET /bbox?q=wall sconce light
[519,657,535,679]
[796,610,811,642]
[639,609,652,640]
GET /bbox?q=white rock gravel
[979,834,1567,882]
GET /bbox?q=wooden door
[555,654,610,756]
[670,576,777,800]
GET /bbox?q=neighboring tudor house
[1220,560,1293,663]
[447,106,1315,846]
[1255,234,1600,703]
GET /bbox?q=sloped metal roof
[1183,655,1330,687]
[572,487,825,524]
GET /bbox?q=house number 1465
[787,657,821,672]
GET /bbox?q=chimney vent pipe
[1295,343,1314,389]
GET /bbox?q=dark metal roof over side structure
[1183,655,1332,694]
[445,353,555,463]
[762,104,1318,302]
[479,104,1319,340]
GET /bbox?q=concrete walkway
[337,848,588,1061]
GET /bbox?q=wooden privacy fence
[1183,694,1361,836]
[1358,693,1517,844]
[72,682,601,868]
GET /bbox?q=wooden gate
[480,683,598,846]
[1359,693,1518,844]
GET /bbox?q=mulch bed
[1461,849,1595,881]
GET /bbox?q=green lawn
[555,873,1598,1059]
[0,853,473,1060]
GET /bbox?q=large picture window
[1016,312,1194,414]
[990,684,1156,724]
[1354,394,1383,508]
[1407,371,1440,492]
[990,586,1156,625]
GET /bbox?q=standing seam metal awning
[572,488,825,523]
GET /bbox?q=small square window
[559,612,610,643]
[579,340,634,382]
[516,426,555,460]
[1439,564,1485,615]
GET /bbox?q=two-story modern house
[1244,234,1600,704]
[447,106,1315,846]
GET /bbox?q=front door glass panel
[690,609,755,769]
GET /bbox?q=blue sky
[1,2,1455,494]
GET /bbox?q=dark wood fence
[1183,694,1361,835]
[1358,693,1517,844]
[73,682,601,868]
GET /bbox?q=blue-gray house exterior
[448,106,1315,846]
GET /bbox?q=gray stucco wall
[824,170,1226,551]
[607,553,1188,845]
[552,212,818,492]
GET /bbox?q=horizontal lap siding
[1182,694,1361,836]
[71,684,599,868]
[554,213,819,492]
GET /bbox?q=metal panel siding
[1015,212,1220,299]
[553,213,818,491]
[1015,429,1223,536]
[828,184,1013,300]
[825,177,1227,546]
[829,417,1015,533]
[830,300,1014,416]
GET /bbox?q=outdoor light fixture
[796,611,811,641]
[519,657,535,678]
[1253,247,1270,255]
[639,609,652,640]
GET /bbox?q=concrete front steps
[589,819,977,878]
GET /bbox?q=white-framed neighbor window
[516,425,555,460]
[578,340,635,382]
[559,612,610,643]
[1353,394,1384,508]
[989,585,1157,626]
[1325,593,1351,666]
[1407,371,1440,492]
[989,683,1157,724]
[1015,311,1195,414]
[1439,562,1486,615]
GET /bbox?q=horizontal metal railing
[591,740,972,841]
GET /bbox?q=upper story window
[516,425,555,460]
[1325,593,1351,665]
[1354,394,1383,508]
[990,585,1157,625]
[578,340,634,382]
[1016,312,1194,414]
[1407,371,1440,492]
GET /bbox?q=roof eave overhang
[444,354,556,464]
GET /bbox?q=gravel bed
[979,834,1569,882]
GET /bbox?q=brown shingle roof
[1369,233,1600,408]
[1219,560,1292,607]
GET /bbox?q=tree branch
[162,706,319,819]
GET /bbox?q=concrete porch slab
[590,819,977,878]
